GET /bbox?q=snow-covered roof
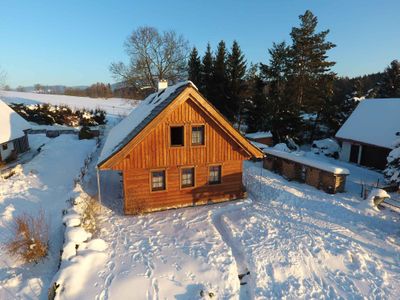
[245,131,273,139]
[264,148,350,175]
[336,98,400,149]
[249,140,269,150]
[0,99,31,144]
[98,81,197,165]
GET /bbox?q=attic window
[192,125,205,145]
[170,126,184,146]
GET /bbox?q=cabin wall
[123,160,245,213]
[113,99,248,171]
[113,99,249,212]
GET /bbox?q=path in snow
[211,202,255,300]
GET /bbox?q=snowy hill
[0,91,137,116]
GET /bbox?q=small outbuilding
[263,148,349,194]
[0,99,31,163]
[245,131,273,147]
[336,98,400,170]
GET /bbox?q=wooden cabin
[97,81,264,214]
[0,99,31,163]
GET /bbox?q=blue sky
[1,0,399,87]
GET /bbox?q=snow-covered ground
[56,154,399,299]
[1,100,398,298]
[0,134,96,299]
[0,91,136,117]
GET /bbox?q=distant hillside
[15,85,88,94]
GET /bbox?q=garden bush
[5,210,49,263]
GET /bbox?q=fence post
[97,168,102,207]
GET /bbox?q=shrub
[81,197,101,234]
[5,210,49,263]
[10,103,107,127]
[78,126,94,140]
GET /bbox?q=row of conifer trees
[188,10,400,144]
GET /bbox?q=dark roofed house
[0,99,31,163]
[97,81,264,214]
[336,98,400,170]
[245,131,273,147]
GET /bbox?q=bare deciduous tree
[110,26,189,90]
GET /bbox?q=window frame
[169,125,185,147]
[150,169,167,192]
[208,164,222,185]
[180,166,195,189]
[191,124,205,146]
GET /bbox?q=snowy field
[0,134,96,299]
[58,157,400,299]
[0,91,136,117]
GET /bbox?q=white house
[336,98,400,170]
[0,99,31,162]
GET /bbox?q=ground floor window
[151,170,166,191]
[209,165,222,184]
[181,167,195,188]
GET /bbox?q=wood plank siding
[99,84,264,214]
[112,99,249,213]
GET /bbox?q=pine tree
[260,42,302,142]
[384,137,400,187]
[320,77,357,135]
[247,75,270,132]
[211,40,229,118]
[188,47,201,86]
[379,60,400,98]
[227,40,247,127]
[288,10,336,141]
[200,43,214,99]
[289,10,336,111]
